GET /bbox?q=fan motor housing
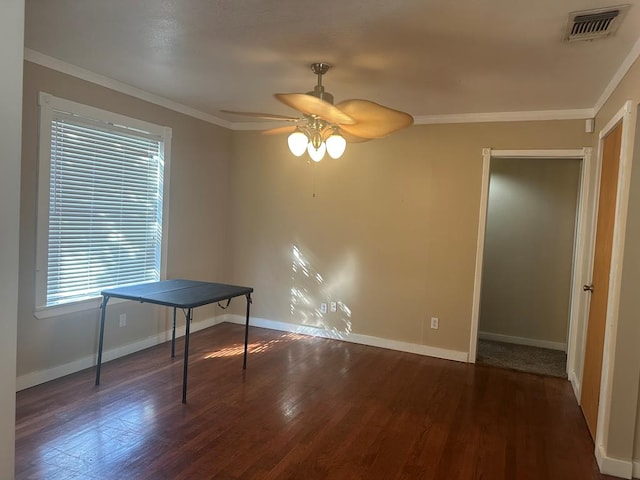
[307,89,334,104]
[308,62,334,104]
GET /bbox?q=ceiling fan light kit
[288,120,343,162]
[287,130,308,157]
[325,131,347,159]
[307,140,327,162]
[223,62,414,163]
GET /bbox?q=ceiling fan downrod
[308,62,334,104]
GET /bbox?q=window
[36,93,171,316]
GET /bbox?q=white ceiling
[24,0,640,127]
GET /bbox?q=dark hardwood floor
[16,323,616,479]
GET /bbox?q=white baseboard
[596,443,633,479]
[633,459,640,478]
[225,315,468,363]
[568,369,581,401]
[478,331,567,351]
[16,315,224,391]
[16,315,487,391]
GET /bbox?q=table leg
[182,308,192,403]
[171,307,177,358]
[243,293,252,369]
[95,295,110,385]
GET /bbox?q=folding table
[95,279,253,403]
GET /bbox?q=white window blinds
[46,111,165,307]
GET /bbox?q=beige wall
[480,157,581,346]
[17,49,640,473]
[228,122,591,355]
[18,62,234,379]
[591,52,640,465]
[1,1,24,477]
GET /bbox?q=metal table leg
[171,307,177,358]
[95,295,110,385]
[182,308,192,403]
[243,293,252,369]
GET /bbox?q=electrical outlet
[430,317,439,330]
[330,301,337,312]
[119,313,127,327]
[320,303,327,314]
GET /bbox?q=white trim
[34,296,130,319]
[226,315,468,363]
[413,109,594,125]
[160,126,172,281]
[593,35,640,116]
[633,459,640,478]
[566,146,594,402]
[25,49,232,129]
[17,313,470,391]
[478,332,567,351]
[594,100,634,462]
[568,370,581,400]
[489,149,586,158]
[25,50,598,130]
[468,148,491,363]
[39,91,169,136]
[24,42,640,131]
[469,148,591,374]
[35,93,53,309]
[16,315,223,391]
[35,92,172,313]
[596,444,633,479]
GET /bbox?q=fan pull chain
[312,162,317,198]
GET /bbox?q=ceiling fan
[221,63,414,162]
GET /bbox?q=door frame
[591,101,634,469]
[468,147,593,391]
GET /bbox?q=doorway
[476,156,581,377]
[469,104,634,462]
[469,148,594,383]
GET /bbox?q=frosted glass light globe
[326,133,346,159]
[288,131,308,157]
[307,142,326,162]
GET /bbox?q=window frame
[35,92,172,318]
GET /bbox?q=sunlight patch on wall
[290,245,353,338]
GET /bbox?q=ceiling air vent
[565,5,629,42]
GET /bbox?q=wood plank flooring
[16,323,615,479]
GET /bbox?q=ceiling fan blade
[335,99,414,139]
[220,110,299,122]
[275,93,355,125]
[262,125,297,136]
[340,131,371,143]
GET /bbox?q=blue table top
[101,279,253,308]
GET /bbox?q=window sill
[34,296,129,319]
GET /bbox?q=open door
[580,122,622,439]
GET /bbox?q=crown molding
[593,34,640,116]
[225,109,596,129]
[27,47,636,130]
[24,48,233,129]
[413,108,594,125]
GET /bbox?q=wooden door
[580,122,622,439]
